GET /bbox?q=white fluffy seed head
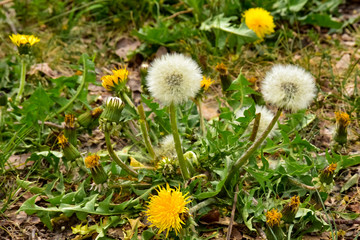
[261,64,316,112]
[155,135,177,159]
[146,53,202,105]
[235,105,278,140]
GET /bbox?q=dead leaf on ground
[335,54,351,73]
[115,37,141,61]
[6,153,32,170]
[29,63,62,78]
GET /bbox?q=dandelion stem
[249,113,261,142]
[15,59,26,104]
[196,98,206,136]
[121,91,136,110]
[189,198,216,214]
[104,128,138,178]
[169,102,190,180]
[226,108,282,185]
[138,104,156,160]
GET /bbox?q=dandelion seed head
[146,53,202,105]
[261,65,316,112]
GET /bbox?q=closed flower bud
[334,111,350,145]
[281,195,300,223]
[78,107,103,129]
[265,208,284,240]
[84,154,108,184]
[57,134,80,161]
[100,97,124,123]
[319,163,337,184]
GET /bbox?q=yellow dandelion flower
[112,67,129,83]
[9,34,40,47]
[289,195,300,212]
[101,75,119,91]
[57,134,69,148]
[243,8,275,41]
[266,208,282,227]
[84,154,100,169]
[201,76,214,91]
[145,184,191,237]
[215,62,227,75]
[335,111,350,127]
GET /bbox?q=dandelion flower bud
[282,195,300,223]
[57,134,80,161]
[9,34,40,55]
[261,64,316,112]
[334,111,350,145]
[84,154,108,185]
[78,107,103,129]
[319,163,337,184]
[145,184,191,237]
[64,114,77,147]
[146,53,202,105]
[100,97,124,123]
[235,105,278,140]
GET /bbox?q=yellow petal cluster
[145,184,191,237]
[65,114,75,128]
[9,34,40,47]
[101,67,129,91]
[84,154,100,169]
[323,163,337,176]
[201,76,214,91]
[243,8,275,41]
[266,208,282,227]
[335,111,350,127]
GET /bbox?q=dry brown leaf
[29,63,61,78]
[115,37,141,61]
[335,54,351,73]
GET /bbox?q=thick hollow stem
[15,59,26,104]
[226,109,282,185]
[121,91,136,110]
[104,129,138,178]
[249,113,261,142]
[137,104,156,160]
[189,198,216,214]
[169,102,190,180]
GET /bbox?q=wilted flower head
[289,195,300,212]
[334,111,350,145]
[101,67,129,91]
[84,154,100,169]
[261,65,316,112]
[84,154,108,185]
[201,76,214,91]
[145,184,191,237]
[235,105,278,140]
[146,53,202,105]
[266,208,282,227]
[215,62,227,75]
[243,8,275,41]
[319,163,337,184]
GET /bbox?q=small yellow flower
[201,76,214,91]
[57,134,69,148]
[266,208,282,227]
[335,111,350,127]
[289,195,300,212]
[112,67,129,82]
[215,62,227,75]
[84,154,100,169]
[9,34,40,47]
[243,8,275,41]
[145,184,191,237]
